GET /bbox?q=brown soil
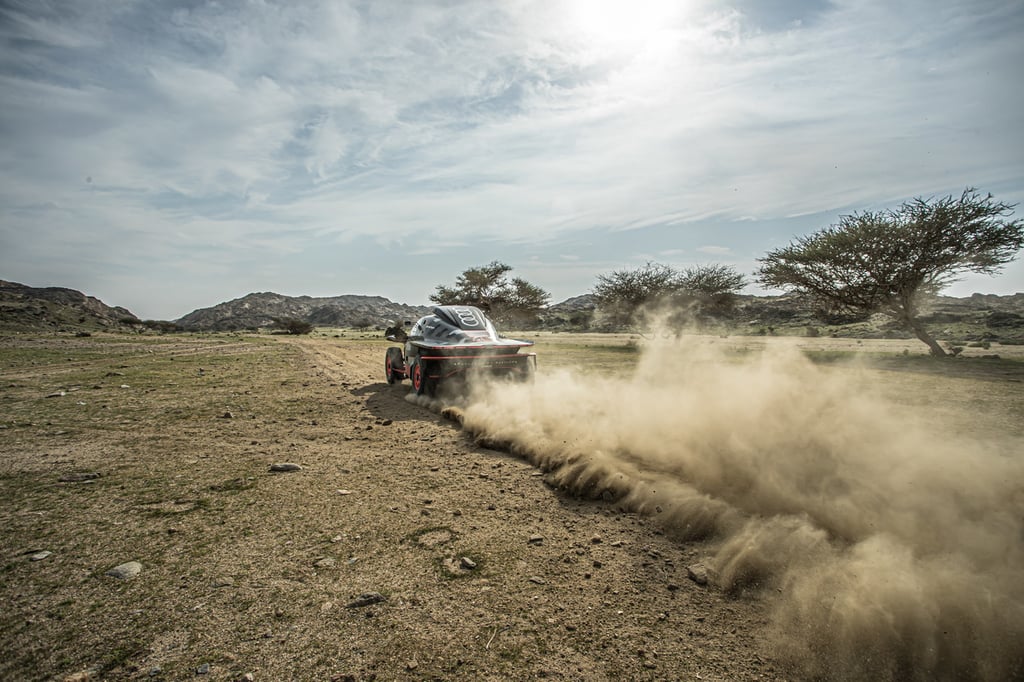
[0,334,784,681]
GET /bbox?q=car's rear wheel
[511,357,536,383]
[411,358,427,395]
[412,359,439,396]
[385,347,405,384]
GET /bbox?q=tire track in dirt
[276,335,786,681]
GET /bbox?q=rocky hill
[175,292,431,332]
[0,280,140,332]
[2,278,1021,342]
[737,292,1024,340]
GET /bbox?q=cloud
[697,245,733,256]
[0,0,1022,317]
[725,0,836,32]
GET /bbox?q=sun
[561,0,682,49]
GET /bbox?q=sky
[1,0,1022,320]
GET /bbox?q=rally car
[384,305,536,396]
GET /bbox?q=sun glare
[562,0,682,48]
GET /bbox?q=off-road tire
[412,359,440,397]
[411,358,427,395]
[385,347,405,384]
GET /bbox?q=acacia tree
[430,261,550,327]
[592,262,745,328]
[592,262,680,327]
[678,264,747,317]
[502,277,552,327]
[756,189,1024,356]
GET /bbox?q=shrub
[273,318,314,335]
[142,320,184,333]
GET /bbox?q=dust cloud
[444,340,1024,680]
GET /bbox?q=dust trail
[446,340,1024,681]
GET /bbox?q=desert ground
[1,331,1022,681]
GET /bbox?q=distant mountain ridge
[175,291,432,331]
[1,279,1022,341]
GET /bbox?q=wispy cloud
[697,245,733,256]
[1,0,1021,317]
